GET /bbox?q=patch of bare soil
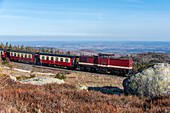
[65,72,124,89]
[1,62,124,88]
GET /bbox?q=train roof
[98,53,114,56]
[38,52,77,58]
[0,48,9,51]
[9,50,37,54]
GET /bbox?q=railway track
[12,62,126,78]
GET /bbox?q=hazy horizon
[0,36,170,42]
[0,41,169,54]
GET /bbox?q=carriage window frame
[42,56,45,60]
[56,57,58,61]
[51,57,54,61]
[29,55,31,59]
[60,58,63,62]
[65,58,68,62]
[46,56,49,60]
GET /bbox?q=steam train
[0,48,133,76]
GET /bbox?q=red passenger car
[78,53,133,76]
[38,53,77,68]
[10,50,36,63]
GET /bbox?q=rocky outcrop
[123,63,170,97]
[21,76,65,85]
[78,85,88,90]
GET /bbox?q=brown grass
[0,76,169,113]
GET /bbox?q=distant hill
[128,52,170,64]
[6,41,170,54]
[75,49,100,55]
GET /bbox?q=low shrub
[16,77,21,80]
[55,73,66,79]
[29,74,36,78]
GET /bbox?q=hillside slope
[0,76,169,113]
[130,52,170,63]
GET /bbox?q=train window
[51,57,54,61]
[60,58,63,62]
[56,57,58,61]
[18,54,20,57]
[1,51,3,54]
[104,56,109,58]
[65,58,68,62]
[42,56,45,60]
[11,53,13,56]
[99,56,103,58]
[21,54,23,57]
[46,57,49,60]
[14,53,16,57]
[29,55,31,58]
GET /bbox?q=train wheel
[91,68,97,72]
[79,66,84,71]
[107,69,112,74]
[87,67,91,72]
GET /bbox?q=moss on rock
[123,63,170,97]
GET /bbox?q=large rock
[123,63,170,97]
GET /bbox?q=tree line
[0,42,73,55]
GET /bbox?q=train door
[98,56,108,67]
[34,54,40,65]
[94,56,98,66]
[6,50,10,58]
[98,53,114,67]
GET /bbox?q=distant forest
[122,53,170,73]
[0,42,73,55]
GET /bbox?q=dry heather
[0,76,169,113]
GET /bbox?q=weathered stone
[21,76,65,85]
[9,75,16,81]
[78,85,88,90]
[123,63,170,97]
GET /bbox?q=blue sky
[0,0,170,41]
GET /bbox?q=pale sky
[0,0,170,41]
